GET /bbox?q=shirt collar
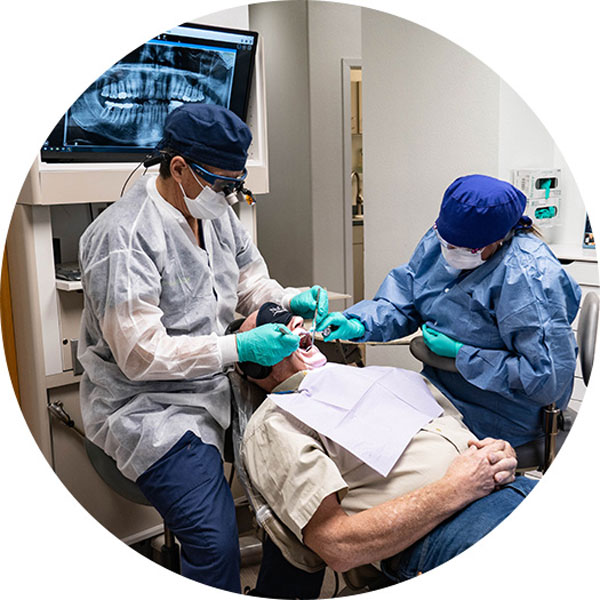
[272,371,309,394]
[146,175,198,246]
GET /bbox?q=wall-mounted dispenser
[512,169,562,229]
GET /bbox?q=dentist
[77,103,328,592]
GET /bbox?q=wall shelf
[56,279,82,292]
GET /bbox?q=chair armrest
[409,336,459,373]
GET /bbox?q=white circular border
[1,1,597,598]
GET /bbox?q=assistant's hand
[316,312,365,341]
[236,323,300,366]
[468,438,517,486]
[290,285,329,324]
[421,324,464,358]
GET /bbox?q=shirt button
[444,288,450,293]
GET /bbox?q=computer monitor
[41,23,258,164]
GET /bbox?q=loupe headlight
[188,160,255,206]
[222,184,256,206]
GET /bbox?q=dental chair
[408,291,599,473]
[84,438,182,572]
[46,401,182,573]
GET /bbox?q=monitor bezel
[40,22,259,164]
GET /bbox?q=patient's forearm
[303,442,514,573]
[303,477,466,573]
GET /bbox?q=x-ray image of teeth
[67,42,236,147]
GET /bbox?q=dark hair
[157,153,215,181]
[514,222,544,240]
[158,149,177,179]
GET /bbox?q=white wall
[498,81,586,246]
[307,1,362,295]
[249,1,314,287]
[249,1,361,296]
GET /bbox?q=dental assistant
[318,174,581,447]
[77,103,328,593]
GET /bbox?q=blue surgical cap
[156,104,252,171]
[435,174,527,248]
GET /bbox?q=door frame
[341,58,362,307]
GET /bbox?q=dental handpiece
[311,289,321,347]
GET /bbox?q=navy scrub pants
[136,431,241,593]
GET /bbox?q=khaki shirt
[241,371,475,571]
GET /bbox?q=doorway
[342,59,364,305]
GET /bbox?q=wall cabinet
[7,165,162,543]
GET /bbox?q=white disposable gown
[78,175,297,480]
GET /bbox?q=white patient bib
[271,364,443,477]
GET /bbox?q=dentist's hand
[316,312,365,342]
[421,324,464,358]
[290,285,329,324]
[236,323,300,366]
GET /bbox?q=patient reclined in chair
[229,303,536,597]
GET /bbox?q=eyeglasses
[433,224,483,254]
[188,160,255,206]
[188,160,248,193]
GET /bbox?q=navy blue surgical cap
[435,174,527,248]
[156,104,252,171]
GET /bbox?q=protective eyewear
[433,224,483,254]
[188,161,255,206]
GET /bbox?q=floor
[240,562,341,598]
[136,530,346,598]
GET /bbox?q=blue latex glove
[421,324,464,358]
[316,312,365,341]
[236,323,300,366]
[290,285,329,325]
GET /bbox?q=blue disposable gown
[345,227,581,446]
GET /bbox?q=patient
[236,303,536,598]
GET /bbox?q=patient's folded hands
[467,438,517,487]
[443,438,518,507]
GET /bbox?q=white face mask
[441,244,485,270]
[179,167,228,220]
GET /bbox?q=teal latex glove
[290,285,329,325]
[236,323,300,366]
[421,324,464,358]
[316,312,365,342]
